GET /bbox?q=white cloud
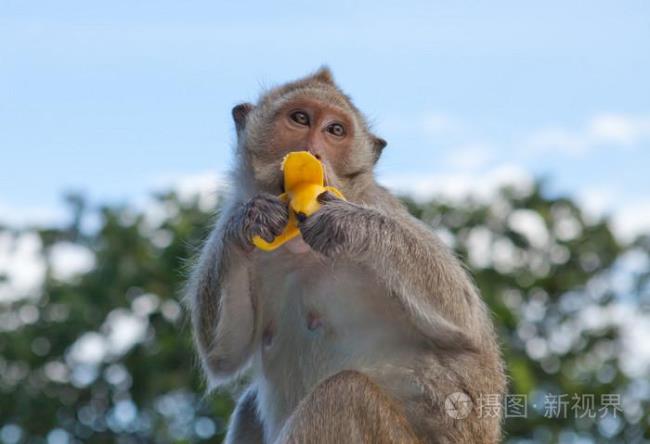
[380,163,534,202]
[0,200,67,228]
[380,112,461,137]
[444,143,494,171]
[526,127,589,155]
[382,163,650,242]
[526,113,650,156]
[49,242,96,282]
[171,172,227,210]
[589,114,650,145]
[148,170,228,213]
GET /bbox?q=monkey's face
[269,98,358,185]
[233,70,386,198]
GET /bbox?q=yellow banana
[252,151,345,251]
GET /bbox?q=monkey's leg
[276,370,421,444]
[225,386,264,444]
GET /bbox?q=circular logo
[444,392,473,419]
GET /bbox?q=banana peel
[252,151,345,251]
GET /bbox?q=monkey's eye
[327,123,346,137]
[290,111,310,126]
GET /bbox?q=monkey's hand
[299,192,371,258]
[226,193,289,251]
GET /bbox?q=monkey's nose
[304,147,321,160]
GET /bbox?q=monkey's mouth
[277,160,333,192]
[320,158,339,188]
[322,168,331,187]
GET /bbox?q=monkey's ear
[372,136,387,162]
[312,66,335,85]
[232,102,254,132]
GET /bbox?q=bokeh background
[1,1,649,443]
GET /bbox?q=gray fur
[226,193,289,247]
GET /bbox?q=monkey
[185,67,506,444]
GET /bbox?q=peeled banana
[252,151,345,251]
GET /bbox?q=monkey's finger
[317,191,339,204]
[269,198,290,212]
[260,229,277,243]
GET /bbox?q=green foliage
[1,184,649,443]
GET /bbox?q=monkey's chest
[257,259,406,357]
[252,258,413,435]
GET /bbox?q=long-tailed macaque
[186,68,506,444]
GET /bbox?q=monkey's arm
[300,193,482,349]
[186,194,288,383]
[186,215,255,382]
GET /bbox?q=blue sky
[1,1,649,234]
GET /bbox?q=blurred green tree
[0,183,648,443]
